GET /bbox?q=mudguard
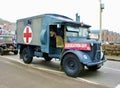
[61,50,106,66]
[61,50,92,65]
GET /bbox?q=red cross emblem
[23,26,32,44]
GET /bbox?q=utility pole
[99,0,104,42]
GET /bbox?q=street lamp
[99,0,104,42]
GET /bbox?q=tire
[14,50,18,55]
[4,51,9,55]
[87,65,101,71]
[62,54,84,77]
[0,47,4,55]
[22,48,33,64]
[43,53,52,61]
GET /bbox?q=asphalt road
[0,54,120,88]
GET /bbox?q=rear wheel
[62,54,84,77]
[22,48,33,64]
[0,47,4,55]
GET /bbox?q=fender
[61,50,92,65]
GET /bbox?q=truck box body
[17,16,42,46]
[16,14,73,53]
[17,14,72,45]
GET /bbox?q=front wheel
[62,54,84,77]
[22,48,33,64]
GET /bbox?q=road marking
[104,67,120,72]
[30,64,63,74]
[77,77,100,85]
[116,84,120,88]
[0,56,64,74]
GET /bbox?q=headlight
[101,52,104,59]
[83,54,88,59]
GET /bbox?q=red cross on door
[23,26,32,44]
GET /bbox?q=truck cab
[48,23,90,58]
[17,14,106,77]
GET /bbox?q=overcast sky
[0,0,120,33]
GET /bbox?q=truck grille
[82,43,102,62]
[87,43,101,62]
[91,43,101,62]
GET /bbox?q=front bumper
[86,50,107,66]
[82,50,107,66]
[3,48,18,52]
[86,59,107,66]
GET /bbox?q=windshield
[66,26,89,38]
[79,27,89,37]
[66,26,79,37]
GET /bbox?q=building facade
[90,29,120,43]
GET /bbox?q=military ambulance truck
[0,35,18,55]
[16,14,106,77]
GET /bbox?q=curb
[106,55,120,62]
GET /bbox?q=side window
[28,20,32,25]
[24,19,32,26]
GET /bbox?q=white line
[77,78,100,85]
[1,56,63,74]
[104,67,120,72]
[30,64,63,74]
[1,56,22,63]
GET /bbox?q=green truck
[0,35,18,55]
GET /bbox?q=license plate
[7,49,12,51]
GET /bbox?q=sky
[0,0,120,33]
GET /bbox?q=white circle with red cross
[23,26,33,44]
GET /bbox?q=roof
[17,13,91,28]
[45,14,91,28]
[45,14,73,21]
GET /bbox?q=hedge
[102,44,120,56]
